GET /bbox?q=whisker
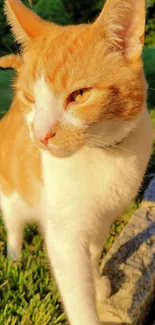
[21,143,34,160]
[86,134,155,166]
[1,38,15,55]
[23,135,31,141]
[86,139,118,155]
[87,133,142,156]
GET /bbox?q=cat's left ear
[4,0,50,44]
[94,0,145,62]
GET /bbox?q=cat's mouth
[37,128,133,158]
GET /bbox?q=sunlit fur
[0,54,23,70]
[0,1,153,325]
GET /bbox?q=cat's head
[5,0,146,157]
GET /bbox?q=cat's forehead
[33,24,93,59]
[26,25,103,91]
[23,23,131,95]
[35,25,103,71]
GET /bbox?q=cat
[0,53,22,70]
[0,0,153,324]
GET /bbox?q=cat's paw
[95,276,111,303]
[7,249,21,261]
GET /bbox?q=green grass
[0,57,155,324]
[103,202,139,255]
[0,69,14,118]
[150,109,155,130]
[0,221,67,325]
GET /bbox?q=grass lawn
[0,70,14,118]
[0,54,155,324]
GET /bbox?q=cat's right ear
[4,0,49,44]
[94,0,145,62]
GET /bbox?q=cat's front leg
[2,212,24,261]
[46,226,101,325]
[1,193,25,261]
[90,243,111,305]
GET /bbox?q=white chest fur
[40,108,153,235]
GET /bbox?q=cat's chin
[35,137,77,158]
[47,145,76,158]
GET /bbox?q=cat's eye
[70,88,91,104]
[23,92,34,104]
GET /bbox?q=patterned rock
[99,206,155,325]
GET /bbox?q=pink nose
[41,131,56,145]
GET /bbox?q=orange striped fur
[0,99,42,205]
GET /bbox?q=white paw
[7,248,21,261]
[95,276,111,303]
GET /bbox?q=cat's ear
[95,0,145,62]
[4,0,48,44]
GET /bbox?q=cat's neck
[87,106,146,150]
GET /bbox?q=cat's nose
[41,130,56,145]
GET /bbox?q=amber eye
[23,92,35,103]
[70,88,91,104]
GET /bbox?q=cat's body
[0,0,153,324]
[0,96,152,324]
[1,103,152,225]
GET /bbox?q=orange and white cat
[0,0,153,324]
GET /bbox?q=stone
[99,206,155,325]
[143,175,155,202]
[145,296,155,325]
